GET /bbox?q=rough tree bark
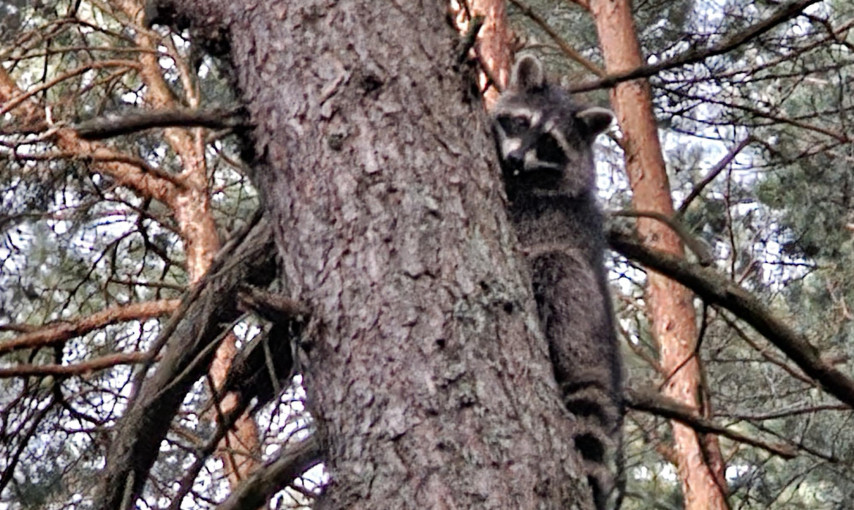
[583,0,731,508]
[161,0,595,508]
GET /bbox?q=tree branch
[668,87,847,142]
[95,215,281,510]
[609,228,854,410]
[719,312,814,386]
[0,352,152,378]
[626,388,796,459]
[725,403,849,422]
[0,60,141,116]
[0,67,180,204]
[166,389,254,510]
[0,299,180,355]
[75,108,246,140]
[215,436,323,510]
[507,0,605,77]
[612,209,713,265]
[676,136,754,215]
[570,0,824,93]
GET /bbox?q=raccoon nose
[507,149,525,168]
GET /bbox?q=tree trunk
[585,0,730,508]
[170,0,596,508]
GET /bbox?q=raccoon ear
[576,107,614,137]
[510,55,545,92]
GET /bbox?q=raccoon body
[493,55,623,509]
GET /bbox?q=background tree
[2,0,854,509]
[587,1,730,507]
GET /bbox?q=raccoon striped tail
[561,372,623,510]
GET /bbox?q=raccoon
[492,55,623,510]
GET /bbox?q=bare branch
[570,0,825,93]
[215,436,323,510]
[0,67,180,204]
[0,60,141,115]
[95,215,280,510]
[75,108,246,140]
[237,287,311,322]
[508,0,605,77]
[166,396,254,510]
[0,394,55,494]
[627,388,797,459]
[609,228,854,410]
[676,136,755,215]
[719,313,815,386]
[612,210,714,265]
[0,299,180,355]
[667,88,848,142]
[724,403,849,422]
[0,352,153,378]
[2,148,187,188]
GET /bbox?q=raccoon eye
[498,115,530,136]
[536,134,567,165]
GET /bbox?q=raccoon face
[493,55,613,192]
[494,110,571,182]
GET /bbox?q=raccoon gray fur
[492,55,623,510]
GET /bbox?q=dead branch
[75,108,246,140]
[214,436,323,510]
[94,214,281,510]
[0,352,153,378]
[609,228,854,410]
[612,210,714,265]
[508,0,605,77]
[719,313,814,386]
[724,403,849,422]
[237,287,311,322]
[627,388,796,458]
[0,299,180,355]
[166,395,254,510]
[677,136,755,215]
[0,60,141,115]
[667,88,847,142]
[0,67,180,204]
[570,0,824,93]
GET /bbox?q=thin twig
[508,0,605,77]
[677,136,755,215]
